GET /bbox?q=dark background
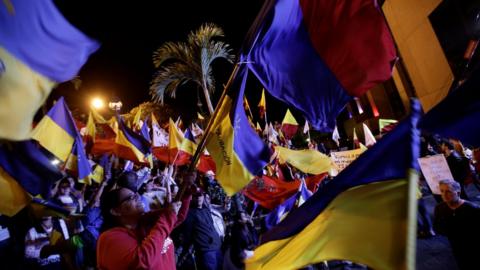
[429,0,480,79]
[49,0,294,125]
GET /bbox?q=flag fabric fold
[332,127,341,149]
[191,123,204,143]
[244,174,325,210]
[419,67,480,148]
[243,0,395,131]
[115,116,151,164]
[0,0,99,140]
[167,118,192,165]
[363,123,377,147]
[246,100,421,270]
[133,108,143,131]
[196,154,217,175]
[353,127,360,149]
[84,111,96,154]
[32,97,92,181]
[206,66,270,195]
[303,120,309,134]
[90,154,109,184]
[275,146,332,175]
[151,113,169,147]
[244,176,300,210]
[65,139,92,184]
[181,128,198,156]
[140,115,151,142]
[31,97,78,161]
[0,140,63,216]
[265,179,311,229]
[258,89,267,119]
[281,109,298,140]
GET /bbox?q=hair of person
[117,171,139,192]
[440,139,454,150]
[100,188,124,231]
[439,179,461,192]
[59,177,73,187]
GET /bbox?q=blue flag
[242,0,395,131]
[0,141,63,216]
[246,100,421,270]
[419,67,480,147]
[205,65,270,195]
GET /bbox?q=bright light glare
[51,159,60,166]
[91,98,104,109]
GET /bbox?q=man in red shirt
[97,171,196,270]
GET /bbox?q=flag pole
[188,63,240,171]
[245,97,254,120]
[406,99,420,270]
[174,63,241,201]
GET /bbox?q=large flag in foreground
[244,0,396,131]
[0,141,63,216]
[246,101,421,270]
[419,67,480,147]
[0,0,99,140]
[206,66,270,195]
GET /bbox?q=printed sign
[418,154,454,195]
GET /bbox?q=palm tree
[127,101,176,126]
[150,23,234,115]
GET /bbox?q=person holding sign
[440,140,472,199]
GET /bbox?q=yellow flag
[133,108,142,130]
[258,89,266,119]
[91,108,107,124]
[275,146,331,175]
[282,109,298,126]
[86,111,96,141]
[168,118,184,150]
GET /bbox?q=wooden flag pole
[174,63,241,201]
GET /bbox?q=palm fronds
[150,23,234,115]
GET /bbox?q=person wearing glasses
[96,171,196,270]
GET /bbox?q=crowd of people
[0,152,264,270]
[0,121,479,270]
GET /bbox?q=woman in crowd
[96,171,195,270]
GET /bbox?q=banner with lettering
[418,154,453,195]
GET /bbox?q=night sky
[50,0,272,120]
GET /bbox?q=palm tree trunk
[202,82,215,115]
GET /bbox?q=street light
[91,97,104,109]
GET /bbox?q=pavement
[416,183,480,270]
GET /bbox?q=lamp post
[108,98,123,112]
